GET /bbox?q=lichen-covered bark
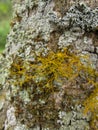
[0,0,98,130]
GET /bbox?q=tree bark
[0,0,98,130]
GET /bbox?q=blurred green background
[0,0,12,52]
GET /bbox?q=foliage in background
[0,0,11,18]
[0,0,12,52]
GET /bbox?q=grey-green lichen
[59,106,90,130]
[50,2,98,31]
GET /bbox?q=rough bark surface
[0,0,98,130]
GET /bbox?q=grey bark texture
[0,0,98,130]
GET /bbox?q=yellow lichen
[9,47,98,129]
[84,84,98,130]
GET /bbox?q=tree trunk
[0,0,98,130]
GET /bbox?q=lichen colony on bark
[0,0,98,130]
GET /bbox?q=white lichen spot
[4,106,16,130]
